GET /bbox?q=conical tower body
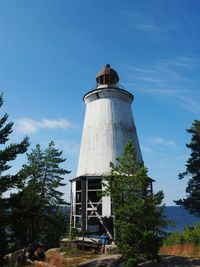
[70,64,145,238]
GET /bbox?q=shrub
[161,223,200,257]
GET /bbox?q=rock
[105,245,118,255]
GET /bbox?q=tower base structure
[70,175,113,239]
[70,175,154,239]
[70,64,154,239]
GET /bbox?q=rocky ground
[142,255,200,267]
[77,254,200,267]
[44,248,200,267]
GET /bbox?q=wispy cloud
[149,137,176,147]
[55,140,80,156]
[122,11,177,37]
[141,145,153,153]
[16,118,73,133]
[178,94,200,113]
[134,21,159,33]
[124,57,193,84]
[121,56,200,113]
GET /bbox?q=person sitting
[26,242,46,264]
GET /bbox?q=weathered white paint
[71,180,76,226]
[102,195,111,217]
[77,87,143,177]
[102,180,111,217]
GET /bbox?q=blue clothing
[100,234,109,245]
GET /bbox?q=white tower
[70,64,148,238]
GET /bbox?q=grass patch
[160,243,200,258]
[46,248,98,267]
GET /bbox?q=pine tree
[175,120,200,216]
[104,140,165,267]
[0,94,29,263]
[9,145,44,247]
[10,141,70,248]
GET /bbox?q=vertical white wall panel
[102,196,111,217]
[102,180,111,217]
[71,180,76,218]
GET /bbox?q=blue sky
[0,0,200,205]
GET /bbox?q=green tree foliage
[104,140,165,267]
[0,94,29,263]
[163,223,200,247]
[175,120,200,216]
[10,141,70,249]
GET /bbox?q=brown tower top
[96,64,119,86]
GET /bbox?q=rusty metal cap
[96,64,119,85]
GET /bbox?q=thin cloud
[122,10,177,37]
[149,137,176,147]
[178,95,200,114]
[16,118,73,133]
[121,56,200,113]
[55,140,80,156]
[141,145,153,153]
[124,57,189,84]
[134,21,159,32]
[140,88,176,95]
